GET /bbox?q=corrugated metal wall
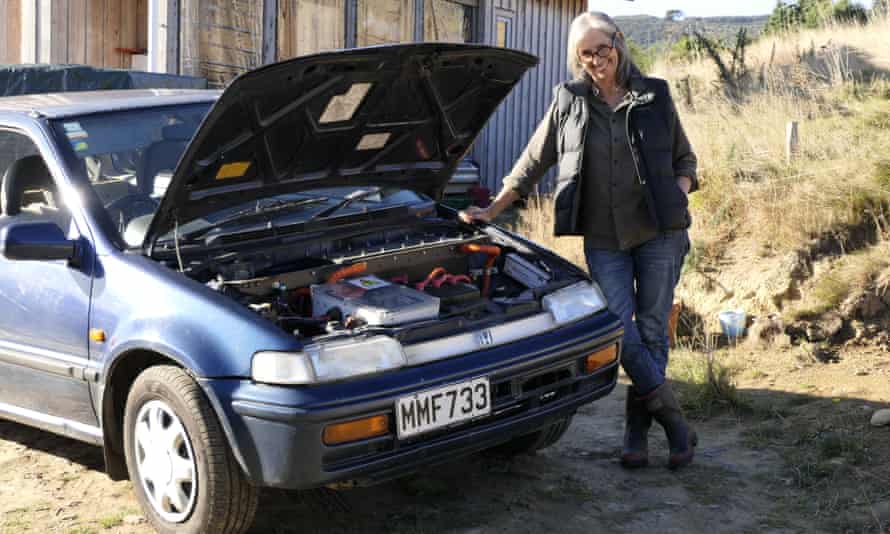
[476,0,583,193]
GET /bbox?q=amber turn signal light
[584,345,618,374]
[89,329,106,343]
[323,414,389,445]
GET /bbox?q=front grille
[521,368,573,395]
[321,345,619,471]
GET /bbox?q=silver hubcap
[134,400,198,523]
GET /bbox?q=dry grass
[655,16,890,89]
[514,16,890,264]
[668,348,747,418]
[681,84,890,254]
[513,196,586,269]
[651,15,890,256]
[790,241,890,319]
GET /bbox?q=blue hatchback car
[0,43,622,533]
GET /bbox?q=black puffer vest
[552,76,690,236]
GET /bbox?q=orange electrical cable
[460,244,501,297]
[415,267,448,291]
[326,262,368,284]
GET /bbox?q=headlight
[543,282,607,325]
[251,351,316,385]
[252,336,407,385]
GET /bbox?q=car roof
[0,89,221,119]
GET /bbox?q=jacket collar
[567,71,656,106]
[628,71,656,106]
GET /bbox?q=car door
[0,128,99,438]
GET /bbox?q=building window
[279,0,346,58]
[495,15,512,48]
[424,0,474,43]
[356,0,415,46]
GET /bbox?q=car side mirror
[1,222,79,264]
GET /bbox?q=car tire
[123,365,258,534]
[487,416,574,456]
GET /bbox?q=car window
[0,129,39,177]
[50,103,212,241]
[0,130,73,233]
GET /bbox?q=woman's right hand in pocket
[459,205,493,224]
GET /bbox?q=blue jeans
[585,231,689,395]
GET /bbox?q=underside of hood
[145,43,538,248]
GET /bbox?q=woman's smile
[576,29,619,86]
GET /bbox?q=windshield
[52,107,428,248]
[51,103,212,243]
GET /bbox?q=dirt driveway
[1,347,888,534]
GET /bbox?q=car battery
[311,275,440,326]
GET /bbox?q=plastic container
[718,310,747,339]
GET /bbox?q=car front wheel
[123,365,258,534]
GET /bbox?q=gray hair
[566,11,636,87]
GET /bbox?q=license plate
[396,377,491,439]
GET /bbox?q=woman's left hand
[676,176,693,195]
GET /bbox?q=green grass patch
[875,159,890,190]
[796,274,849,319]
[98,513,124,529]
[791,245,890,319]
[741,420,786,449]
[669,351,748,418]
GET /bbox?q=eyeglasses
[578,32,618,62]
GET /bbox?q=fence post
[786,121,800,163]
[683,76,694,109]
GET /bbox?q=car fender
[91,251,299,379]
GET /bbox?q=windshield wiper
[179,196,329,241]
[304,187,383,222]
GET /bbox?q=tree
[668,34,703,63]
[764,0,803,34]
[831,0,868,24]
[627,38,655,74]
[764,0,868,33]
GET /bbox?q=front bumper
[201,311,622,490]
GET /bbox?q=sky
[588,0,874,18]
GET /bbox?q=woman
[460,12,698,470]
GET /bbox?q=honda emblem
[476,329,494,347]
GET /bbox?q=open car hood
[144,43,538,248]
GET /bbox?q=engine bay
[180,218,582,341]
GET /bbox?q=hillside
[615,14,769,48]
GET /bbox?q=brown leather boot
[640,382,697,470]
[621,385,651,469]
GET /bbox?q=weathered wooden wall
[278,0,345,60]
[46,0,147,67]
[0,0,23,64]
[180,0,262,87]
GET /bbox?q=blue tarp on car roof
[0,64,207,97]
